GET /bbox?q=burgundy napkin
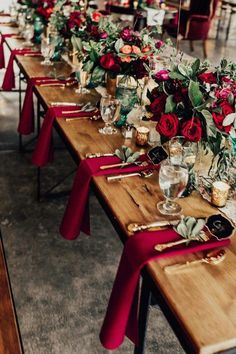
[60,155,157,239]
[0,33,15,69]
[1,49,41,90]
[32,106,99,167]
[18,78,76,135]
[100,229,230,350]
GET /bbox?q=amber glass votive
[211,181,230,207]
[136,126,150,146]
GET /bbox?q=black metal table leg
[134,277,152,354]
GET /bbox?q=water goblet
[40,37,55,66]
[23,23,34,47]
[75,70,90,94]
[99,96,121,135]
[157,160,189,215]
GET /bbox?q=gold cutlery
[50,102,81,107]
[62,108,98,114]
[164,249,226,273]
[65,115,100,122]
[107,170,153,182]
[100,160,148,170]
[85,153,116,159]
[154,231,210,252]
[127,219,180,234]
[40,83,66,87]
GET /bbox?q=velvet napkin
[60,155,156,239]
[1,49,41,90]
[0,33,15,69]
[18,77,77,135]
[31,106,99,167]
[100,229,230,350]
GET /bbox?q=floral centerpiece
[146,58,236,183]
[73,24,165,86]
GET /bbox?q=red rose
[68,11,82,29]
[150,94,167,116]
[220,100,234,116]
[100,53,117,70]
[181,117,202,142]
[156,114,179,139]
[198,72,217,84]
[212,112,231,133]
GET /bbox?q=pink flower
[154,70,169,81]
[155,40,164,49]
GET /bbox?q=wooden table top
[2,25,236,354]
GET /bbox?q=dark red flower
[120,27,133,42]
[100,53,120,73]
[150,94,167,116]
[156,113,179,139]
[68,11,82,29]
[181,117,202,142]
[212,112,231,133]
[220,100,234,116]
[198,72,217,84]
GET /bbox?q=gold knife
[127,220,180,233]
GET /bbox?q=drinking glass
[41,37,55,66]
[99,96,121,135]
[75,70,90,94]
[23,23,34,47]
[157,160,189,215]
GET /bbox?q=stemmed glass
[99,96,121,135]
[157,160,189,215]
[75,70,90,94]
[23,23,34,47]
[40,37,55,66]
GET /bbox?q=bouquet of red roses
[147,58,236,156]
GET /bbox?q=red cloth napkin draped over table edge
[18,77,77,135]
[0,33,15,69]
[99,229,230,350]
[1,48,41,90]
[59,155,158,239]
[31,106,100,167]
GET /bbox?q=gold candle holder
[211,181,230,207]
[136,126,150,146]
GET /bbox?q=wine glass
[23,23,34,47]
[157,160,189,215]
[99,96,121,135]
[40,37,55,66]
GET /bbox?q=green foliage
[188,80,203,108]
[174,217,206,239]
[115,146,140,164]
[165,95,176,113]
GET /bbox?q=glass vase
[33,16,44,44]
[115,77,138,127]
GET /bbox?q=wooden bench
[0,230,23,354]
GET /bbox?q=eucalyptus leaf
[188,80,203,107]
[169,71,186,81]
[227,92,234,105]
[223,112,236,126]
[177,64,189,77]
[191,219,205,236]
[115,38,124,53]
[191,58,201,74]
[165,94,176,113]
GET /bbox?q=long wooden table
[2,26,236,354]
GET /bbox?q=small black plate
[147,145,168,165]
[205,214,235,240]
